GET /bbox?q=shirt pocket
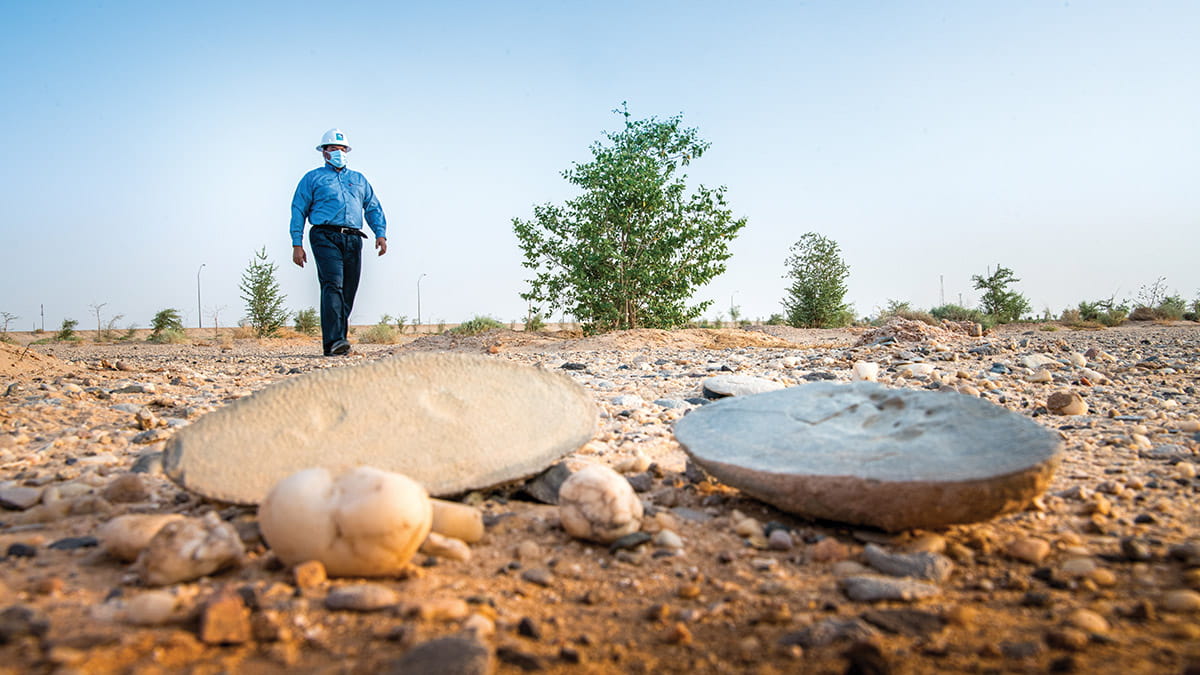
[312,175,343,205]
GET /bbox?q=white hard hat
[316,128,351,151]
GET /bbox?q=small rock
[0,487,43,511]
[861,608,946,637]
[653,530,684,550]
[98,514,186,562]
[325,584,400,612]
[122,590,181,625]
[418,598,470,622]
[1046,391,1088,416]
[1060,558,1097,578]
[420,532,471,562]
[863,543,954,582]
[1065,608,1109,633]
[48,536,98,551]
[810,537,852,562]
[101,474,149,503]
[136,512,246,586]
[199,591,251,644]
[520,568,553,587]
[1045,628,1088,651]
[1161,590,1200,613]
[701,374,785,398]
[777,618,878,648]
[383,636,493,675]
[293,560,327,590]
[852,362,880,382]
[0,605,50,645]
[517,616,541,640]
[6,543,37,559]
[839,575,941,602]
[558,464,643,543]
[130,451,164,475]
[1005,537,1052,564]
[767,529,794,551]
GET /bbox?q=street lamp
[196,263,206,329]
[417,273,427,328]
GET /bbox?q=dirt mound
[393,328,800,355]
[854,317,983,346]
[0,341,71,379]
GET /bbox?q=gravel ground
[1,321,1198,674]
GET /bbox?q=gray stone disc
[673,381,1060,531]
[164,353,596,504]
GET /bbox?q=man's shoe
[330,339,352,356]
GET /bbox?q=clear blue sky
[2,1,1197,331]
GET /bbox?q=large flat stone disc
[164,353,597,504]
[674,381,1061,531]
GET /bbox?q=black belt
[313,225,367,238]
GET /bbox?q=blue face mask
[326,150,346,168]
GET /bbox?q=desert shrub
[232,324,256,339]
[1129,306,1156,321]
[971,265,1031,323]
[1075,298,1127,326]
[1157,295,1187,320]
[148,308,185,343]
[359,316,399,344]
[931,304,991,327]
[294,308,320,336]
[450,316,504,335]
[0,333,14,344]
[765,313,787,326]
[239,247,288,337]
[56,318,80,341]
[524,312,546,332]
[877,300,936,326]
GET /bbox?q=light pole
[417,273,427,329]
[196,264,206,329]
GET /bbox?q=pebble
[384,636,493,675]
[1046,390,1088,415]
[325,584,400,612]
[293,560,327,590]
[417,598,471,622]
[136,512,246,586]
[767,529,794,551]
[199,591,251,644]
[1005,537,1052,564]
[863,544,954,582]
[0,486,43,510]
[122,590,181,625]
[100,473,149,503]
[839,575,941,602]
[419,532,471,562]
[558,463,644,543]
[1065,608,1109,633]
[653,530,684,550]
[1161,590,1200,613]
[1060,557,1097,578]
[851,361,879,382]
[98,514,186,562]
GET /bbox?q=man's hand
[292,246,307,267]
[375,237,388,256]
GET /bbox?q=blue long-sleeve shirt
[290,164,387,246]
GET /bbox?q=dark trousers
[308,227,363,355]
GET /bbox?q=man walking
[290,128,388,356]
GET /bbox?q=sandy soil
[1,323,1198,674]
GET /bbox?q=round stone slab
[164,353,596,504]
[674,381,1061,531]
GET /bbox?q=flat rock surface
[162,352,596,503]
[675,381,1061,530]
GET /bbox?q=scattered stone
[101,474,149,503]
[1046,390,1088,416]
[293,560,327,590]
[675,381,1061,530]
[700,374,785,399]
[608,532,652,553]
[199,591,251,644]
[810,537,852,563]
[851,361,880,382]
[5,543,36,559]
[258,466,432,577]
[863,543,954,582]
[653,530,684,550]
[1005,538,1052,564]
[0,487,43,511]
[861,608,946,636]
[122,590,181,625]
[520,568,553,587]
[136,512,246,586]
[496,646,544,671]
[130,451,164,475]
[0,605,50,645]
[325,584,400,612]
[767,529,794,551]
[1045,628,1088,651]
[417,598,470,622]
[47,536,98,551]
[163,353,597,502]
[1161,590,1200,613]
[558,463,643,543]
[384,636,493,675]
[97,514,186,562]
[520,461,579,505]
[1065,608,1109,633]
[840,575,941,602]
[420,532,471,562]
[778,618,879,648]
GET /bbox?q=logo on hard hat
[336,133,344,141]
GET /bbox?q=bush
[56,318,80,341]
[971,265,1031,323]
[876,300,936,326]
[930,304,990,326]
[524,312,546,332]
[450,316,504,335]
[1073,298,1127,326]
[765,313,787,326]
[149,328,188,344]
[1157,295,1187,320]
[294,308,320,336]
[781,232,852,328]
[359,316,399,344]
[149,309,184,343]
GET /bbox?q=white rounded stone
[558,464,643,543]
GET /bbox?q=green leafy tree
[513,103,747,334]
[294,307,320,336]
[148,308,186,343]
[239,247,288,337]
[56,318,79,341]
[781,232,852,328]
[971,265,1031,323]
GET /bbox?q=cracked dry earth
[1,323,1198,674]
